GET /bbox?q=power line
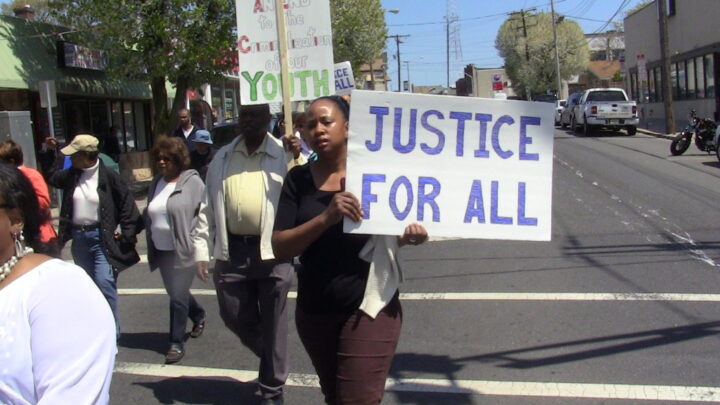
[387,0,568,27]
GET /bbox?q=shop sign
[57,41,109,71]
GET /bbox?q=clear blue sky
[1,0,649,90]
[382,0,650,90]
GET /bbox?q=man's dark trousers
[213,234,293,400]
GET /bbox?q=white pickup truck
[572,88,639,136]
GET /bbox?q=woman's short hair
[0,163,50,255]
[310,95,350,121]
[151,136,190,172]
[0,140,24,166]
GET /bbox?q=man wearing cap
[192,104,302,405]
[44,134,142,335]
[189,129,216,182]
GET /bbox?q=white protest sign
[344,91,554,241]
[334,61,354,96]
[39,80,57,108]
[236,0,334,105]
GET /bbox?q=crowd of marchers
[0,94,429,405]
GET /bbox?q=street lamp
[385,9,405,92]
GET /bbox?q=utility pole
[550,0,562,99]
[403,61,411,92]
[658,0,675,134]
[388,34,409,92]
[446,17,450,89]
[510,9,535,100]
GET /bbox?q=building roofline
[624,0,654,20]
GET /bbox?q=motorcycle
[670,109,718,156]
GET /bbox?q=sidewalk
[637,127,675,140]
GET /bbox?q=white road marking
[555,157,718,268]
[118,289,720,302]
[114,361,720,401]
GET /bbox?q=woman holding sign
[272,95,428,405]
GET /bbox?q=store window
[696,56,705,98]
[705,54,715,98]
[630,71,638,101]
[655,67,663,103]
[109,100,149,152]
[677,61,686,100]
[670,63,677,100]
[687,58,696,99]
[648,68,656,102]
[223,88,238,121]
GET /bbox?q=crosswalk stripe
[114,361,720,401]
[117,289,720,302]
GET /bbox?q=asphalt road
[70,127,720,404]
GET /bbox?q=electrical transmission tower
[445,0,462,89]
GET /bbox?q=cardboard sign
[39,80,57,108]
[236,0,335,105]
[344,91,555,241]
[334,61,355,96]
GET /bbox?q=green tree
[625,1,653,16]
[48,0,235,136]
[1,0,55,23]
[495,12,588,99]
[330,0,387,82]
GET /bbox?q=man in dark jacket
[45,134,142,336]
[173,108,200,152]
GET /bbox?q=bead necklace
[0,246,34,282]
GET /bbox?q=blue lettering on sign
[463,180,485,223]
[491,115,514,159]
[517,182,538,225]
[367,106,389,151]
[335,78,353,90]
[519,116,541,161]
[420,110,445,155]
[474,113,492,158]
[418,177,441,222]
[393,108,417,153]
[449,111,472,156]
[389,176,414,220]
[490,180,512,224]
[361,173,385,219]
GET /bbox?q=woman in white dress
[0,163,116,405]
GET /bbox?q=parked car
[560,92,583,129]
[210,121,239,150]
[532,94,557,103]
[572,88,638,136]
[554,99,566,126]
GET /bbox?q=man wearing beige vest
[193,104,301,405]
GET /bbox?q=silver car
[554,99,566,126]
[560,92,582,129]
